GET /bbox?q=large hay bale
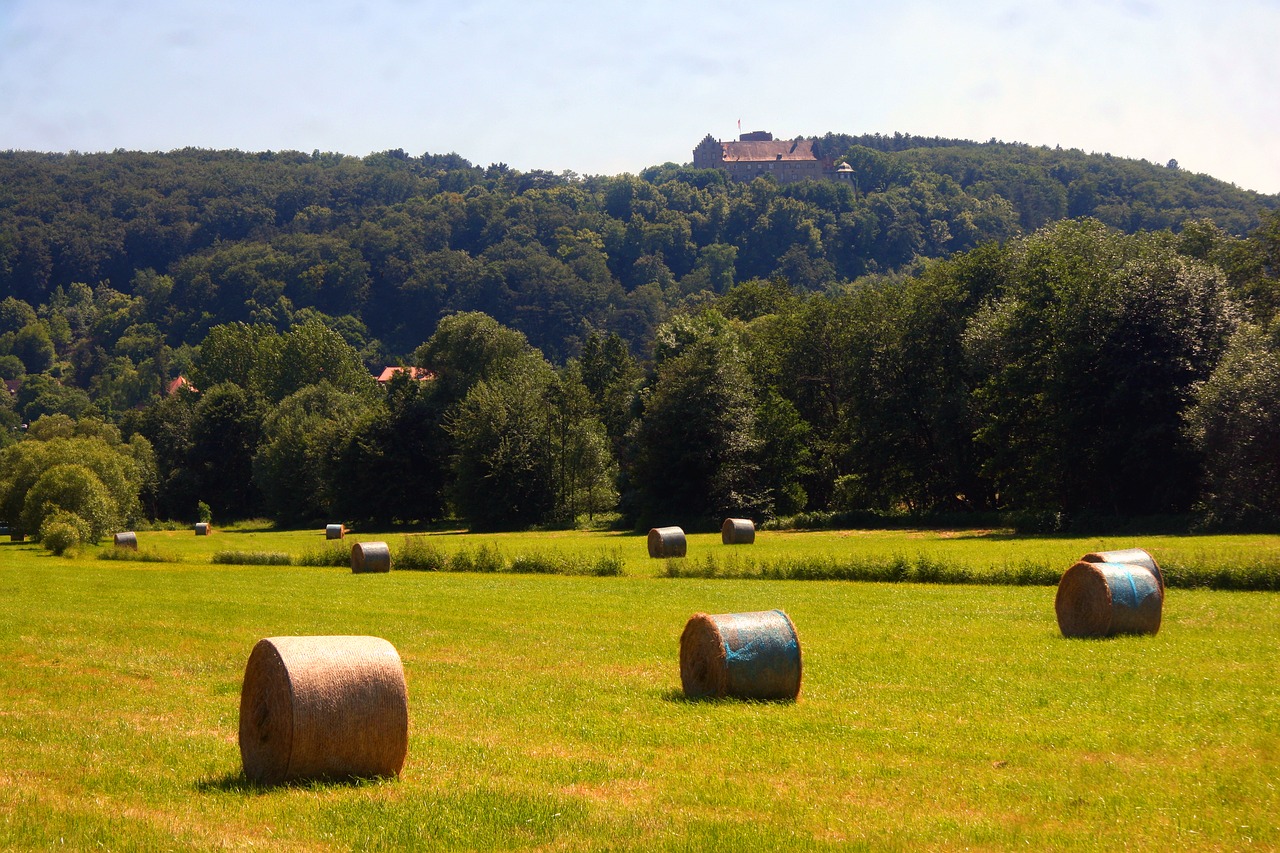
[351,541,391,573]
[113,532,138,550]
[679,610,802,701]
[1055,560,1163,638]
[1081,547,1164,591]
[238,635,408,785]
[721,518,755,545]
[194,522,210,536]
[326,523,346,540]
[648,526,686,558]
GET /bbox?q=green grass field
[0,528,1276,850]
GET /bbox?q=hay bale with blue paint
[238,635,408,785]
[648,526,686,558]
[351,541,391,573]
[679,610,802,700]
[1081,547,1164,591]
[1055,560,1163,638]
[721,518,755,545]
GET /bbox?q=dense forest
[1,136,1278,547]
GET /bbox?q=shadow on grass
[658,687,796,706]
[194,770,396,794]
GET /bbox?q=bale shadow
[194,770,393,794]
[658,687,795,706]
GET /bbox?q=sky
[1,0,1277,194]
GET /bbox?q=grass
[64,524,1280,589]
[0,533,1276,850]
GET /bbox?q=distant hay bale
[647,526,686,558]
[721,518,755,545]
[326,524,345,540]
[351,541,391,573]
[1055,560,1163,638]
[113,532,138,550]
[1081,547,1164,591]
[679,610,802,701]
[194,522,211,536]
[238,635,408,785]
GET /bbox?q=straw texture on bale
[648,526,687,558]
[351,541,391,573]
[679,610,802,701]
[721,518,755,545]
[194,522,210,536]
[1082,547,1164,591]
[113,532,138,550]
[238,635,408,785]
[1055,560,1163,638]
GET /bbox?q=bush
[395,537,449,571]
[211,550,292,566]
[98,547,180,563]
[39,510,90,556]
[296,542,349,567]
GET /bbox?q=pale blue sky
[1,0,1277,193]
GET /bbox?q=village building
[375,366,435,385]
[693,131,855,185]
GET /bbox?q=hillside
[1,138,1274,360]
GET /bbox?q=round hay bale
[238,635,408,785]
[351,541,391,573]
[721,518,755,545]
[647,526,687,558]
[326,523,345,540]
[1055,560,1163,638]
[113,532,138,550]
[194,522,210,536]
[1081,547,1163,591]
[679,610,802,701]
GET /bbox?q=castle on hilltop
[693,131,854,184]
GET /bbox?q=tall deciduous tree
[965,220,1236,518]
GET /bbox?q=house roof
[376,366,435,383]
[165,375,197,395]
[720,138,818,163]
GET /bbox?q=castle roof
[719,138,817,163]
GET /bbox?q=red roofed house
[693,130,856,185]
[376,366,435,385]
[165,375,197,395]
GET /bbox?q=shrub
[296,542,349,567]
[212,551,292,566]
[98,547,180,563]
[39,510,90,556]
[394,537,449,572]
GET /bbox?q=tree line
[3,212,1278,550]
[1,140,1279,548]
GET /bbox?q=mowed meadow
[0,526,1277,850]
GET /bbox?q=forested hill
[1,137,1275,362]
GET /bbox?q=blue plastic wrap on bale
[1056,560,1163,637]
[680,609,801,700]
[1082,548,1164,591]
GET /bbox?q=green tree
[189,383,263,521]
[1184,324,1280,528]
[253,383,366,524]
[630,311,761,524]
[447,358,558,530]
[22,463,116,544]
[965,220,1236,518]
